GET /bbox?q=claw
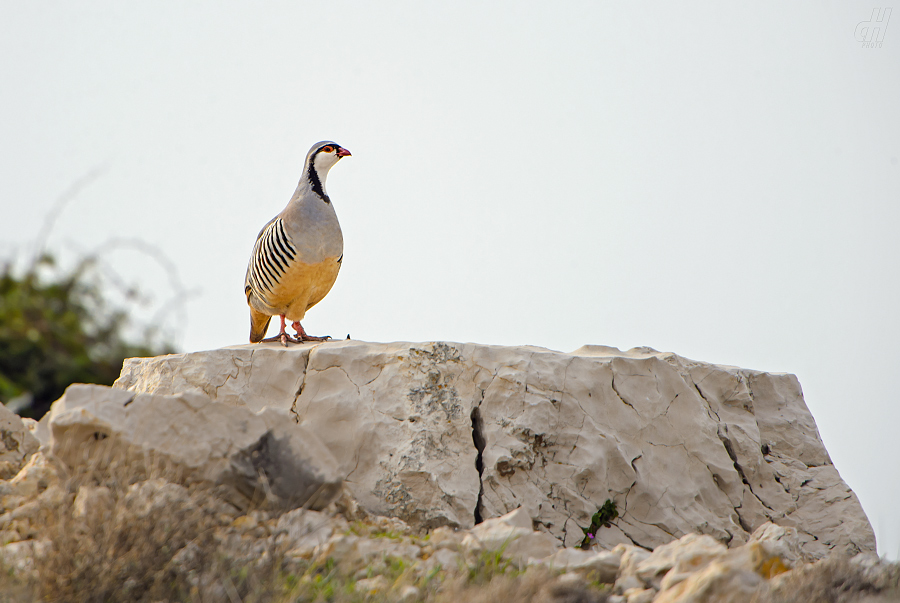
[257,315,333,345]
[292,321,330,342]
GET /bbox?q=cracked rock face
[49,384,342,511]
[115,341,875,558]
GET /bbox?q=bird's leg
[292,321,331,342]
[260,315,299,347]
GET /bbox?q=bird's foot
[300,334,331,342]
[292,321,331,342]
[259,332,300,347]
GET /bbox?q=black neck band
[307,153,331,203]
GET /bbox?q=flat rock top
[223,340,787,372]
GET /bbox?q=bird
[244,140,351,346]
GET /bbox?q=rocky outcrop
[49,384,343,511]
[115,340,875,560]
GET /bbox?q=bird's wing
[245,216,299,304]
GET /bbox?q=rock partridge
[244,141,351,346]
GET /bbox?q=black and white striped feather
[244,217,298,305]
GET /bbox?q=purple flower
[587,533,594,539]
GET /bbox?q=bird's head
[306,141,351,177]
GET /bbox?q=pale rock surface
[503,531,562,565]
[428,526,465,551]
[422,547,463,574]
[49,384,342,510]
[72,485,115,525]
[0,402,39,479]
[0,539,49,576]
[319,533,423,568]
[651,546,768,603]
[537,547,622,583]
[648,524,802,603]
[115,340,875,558]
[623,588,656,603]
[614,543,653,592]
[627,533,727,591]
[21,416,49,448]
[6,451,58,499]
[114,344,310,413]
[745,521,802,569]
[275,508,337,558]
[397,585,421,603]
[461,506,533,551]
[354,575,390,595]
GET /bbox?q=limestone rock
[461,507,533,551]
[628,533,727,591]
[114,344,310,413]
[0,539,48,576]
[644,526,802,603]
[503,531,562,565]
[623,588,656,603]
[355,576,390,595]
[73,485,115,525]
[48,383,342,511]
[745,522,801,569]
[462,507,563,563]
[0,402,40,479]
[429,526,465,551]
[651,541,782,603]
[538,547,622,583]
[115,340,874,558]
[6,451,59,499]
[275,508,337,557]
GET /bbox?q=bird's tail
[249,308,272,343]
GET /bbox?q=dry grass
[2,449,896,603]
[767,555,900,603]
[272,560,610,603]
[432,567,610,603]
[0,450,286,602]
[0,451,614,603]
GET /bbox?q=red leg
[260,315,300,347]
[292,321,330,342]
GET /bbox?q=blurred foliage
[0,254,175,419]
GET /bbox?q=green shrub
[0,254,174,418]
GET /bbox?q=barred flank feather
[248,218,297,304]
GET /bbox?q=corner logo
[856,8,892,48]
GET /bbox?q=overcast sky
[2,2,898,558]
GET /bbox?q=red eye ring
[321,145,334,153]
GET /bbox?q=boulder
[461,507,534,550]
[624,533,727,591]
[115,340,875,558]
[537,547,623,583]
[48,384,342,511]
[0,402,40,479]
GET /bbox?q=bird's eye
[321,145,334,153]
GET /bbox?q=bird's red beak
[337,147,352,157]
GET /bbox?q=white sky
[2,2,898,558]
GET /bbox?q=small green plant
[371,528,405,541]
[579,498,619,549]
[467,545,523,585]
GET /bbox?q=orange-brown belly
[251,257,341,321]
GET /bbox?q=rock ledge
[115,340,875,559]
